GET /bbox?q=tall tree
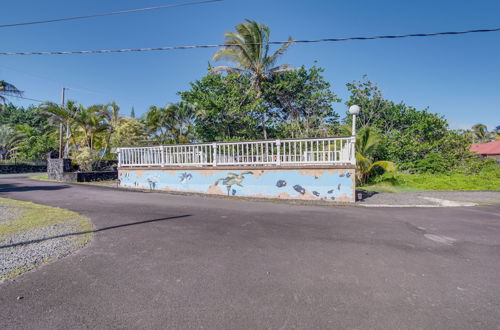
[264,65,340,138]
[179,71,261,142]
[130,106,136,118]
[0,80,22,112]
[212,19,293,139]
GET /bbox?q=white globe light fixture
[348,105,361,136]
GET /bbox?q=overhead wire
[0,0,223,28]
[0,65,108,96]
[4,95,45,103]
[1,27,499,56]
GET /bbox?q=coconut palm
[212,19,293,139]
[0,125,23,159]
[472,123,489,143]
[0,80,23,112]
[353,127,396,184]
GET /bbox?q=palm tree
[98,102,121,156]
[471,123,489,143]
[106,101,121,128]
[172,102,196,143]
[0,80,23,112]
[39,101,79,157]
[145,102,197,144]
[353,127,396,184]
[0,125,23,160]
[212,19,293,139]
[74,105,110,151]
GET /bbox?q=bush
[74,147,98,172]
[413,152,450,174]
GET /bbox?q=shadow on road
[0,214,191,249]
[0,183,70,193]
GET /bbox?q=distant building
[470,140,500,162]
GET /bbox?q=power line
[0,0,222,28]
[0,65,108,96]
[4,94,45,103]
[1,27,499,56]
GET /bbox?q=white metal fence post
[161,146,165,167]
[276,139,281,166]
[212,142,218,167]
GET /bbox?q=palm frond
[209,66,243,74]
[367,160,396,174]
[0,81,23,96]
[266,37,294,68]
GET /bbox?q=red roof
[470,140,500,155]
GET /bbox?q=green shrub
[74,147,98,172]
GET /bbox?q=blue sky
[1,0,499,130]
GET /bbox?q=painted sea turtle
[214,171,253,196]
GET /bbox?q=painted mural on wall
[119,168,355,202]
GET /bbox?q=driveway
[1,175,499,329]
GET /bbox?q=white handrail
[117,137,355,167]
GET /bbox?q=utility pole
[58,87,66,158]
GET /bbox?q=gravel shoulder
[0,198,92,282]
[359,190,500,206]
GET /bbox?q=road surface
[1,175,499,329]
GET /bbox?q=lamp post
[348,105,360,137]
[348,105,360,166]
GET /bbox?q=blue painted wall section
[119,168,355,202]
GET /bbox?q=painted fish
[330,196,336,201]
[179,172,192,184]
[293,185,306,195]
[276,180,287,188]
[312,191,320,197]
[339,173,345,177]
[346,172,351,178]
[338,183,341,190]
[327,189,334,194]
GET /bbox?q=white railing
[117,137,356,167]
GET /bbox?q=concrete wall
[119,166,356,202]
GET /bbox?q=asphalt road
[1,175,499,330]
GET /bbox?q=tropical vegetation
[1,19,498,190]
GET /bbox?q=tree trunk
[255,87,267,140]
[63,121,71,158]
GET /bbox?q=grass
[361,166,500,192]
[28,174,54,182]
[0,198,93,281]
